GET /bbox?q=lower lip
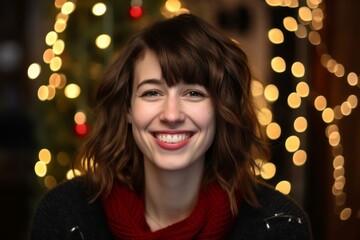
[154,137,190,150]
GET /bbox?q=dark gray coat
[31,178,312,240]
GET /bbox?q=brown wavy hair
[79,13,269,214]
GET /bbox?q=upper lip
[150,131,195,139]
[151,130,194,135]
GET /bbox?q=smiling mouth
[155,133,191,143]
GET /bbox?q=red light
[130,6,142,19]
[75,123,88,136]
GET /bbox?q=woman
[31,13,312,239]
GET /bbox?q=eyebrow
[136,78,164,90]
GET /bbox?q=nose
[159,95,185,124]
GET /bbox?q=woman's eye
[186,91,205,97]
[141,90,160,97]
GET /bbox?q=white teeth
[156,134,189,143]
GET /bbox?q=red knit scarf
[101,181,241,240]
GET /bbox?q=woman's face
[128,49,216,171]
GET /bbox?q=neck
[143,158,204,231]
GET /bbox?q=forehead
[133,49,162,84]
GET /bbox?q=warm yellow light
[64,83,81,99]
[165,0,181,12]
[54,19,67,33]
[314,95,327,111]
[326,59,338,73]
[45,31,58,46]
[43,49,55,63]
[61,1,76,14]
[53,39,65,55]
[308,31,321,45]
[311,20,323,31]
[340,208,352,221]
[58,73,67,89]
[92,2,107,16]
[333,166,345,179]
[294,116,307,132]
[287,92,301,109]
[56,12,69,21]
[96,34,111,49]
[333,155,344,168]
[326,124,338,137]
[260,162,276,179]
[322,108,334,123]
[295,24,307,38]
[37,85,49,101]
[285,135,300,152]
[289,0,299,8]
[66,169,82,180]
[276,180,291,195]
[266,122,281,140]
[291,62,305,77]
[38,148,51,164]
[341,102,352,116]
[34,161,47,177]
[328,131,341,146]
[309,0,323,4]
[281,0,292,7]
[312,8,324,21]
[347,95,358,109]
[299,6,312,22]
[334,180,345,191]
[271,56,286,73]
[264,84,279,102]
[283,16,298,31]
[28,63,41,79]
[265,0,282,7]
[49,73,61,87]
[296,81,310,97]
[293,150,307,166]
[251,80,264,97]
[74,111,87,124]
[50,56,62,71]
[55,0,66,8]
[332,184,343,196]
[347,72,358,86]
[268,28,284,44]
[334,64,345,77]
[258,108,273,126]
[47,85,56,100]
[44,175,57,189]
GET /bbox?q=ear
[127,109,133,124]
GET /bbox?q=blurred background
[0,0,359,239]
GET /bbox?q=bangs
[156,42,210,88]
[142,17,212,88]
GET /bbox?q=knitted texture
[30,177,312,240]
[102,182,237,240]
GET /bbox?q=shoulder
[228,183,312,240]
[33,177,89,218]
[30,177,112,240]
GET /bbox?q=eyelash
[185,90,205,97]
[141,90,161,97]
[139,89,207,99]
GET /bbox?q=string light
[265,0,357,221]
[29,0,358,222]
[92,2,107,16]
[27,63,41,79]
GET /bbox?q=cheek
[188,104,216,132]
[129,104,154,128]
